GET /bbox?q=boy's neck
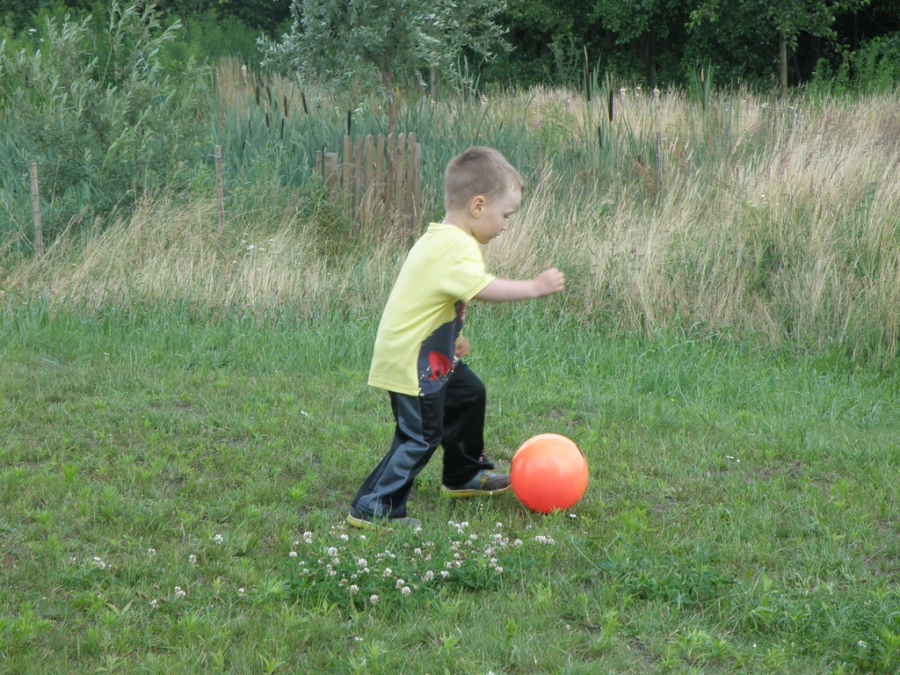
[441,211,475,239]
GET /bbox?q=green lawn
[2,302,899,673]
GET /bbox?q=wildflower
[150,599,159,609]
[147,548,157,557]
[327,547,339,557]
[303,532,313,544]
[383,568,393,577]
[440,571,450,579]
[212,534,224,544]
[189,554,198,565]
[92,557,107,569]
[289,551,297,558]
[494,566,503,575]
[423,570,434,582]
[238,588,246,597]
[356,558,368,567]
[174,586,187,599]
[340,534,349,541]
[401,586,412,596]
[858,640,868,649]
[395,579,405,589]
[370,594,379,605]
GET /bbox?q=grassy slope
[2,303,899,673]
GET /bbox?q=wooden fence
[316,132,422,236]
[23,133,422,257]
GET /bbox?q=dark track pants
[351,362,494,519]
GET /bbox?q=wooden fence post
[324,152,339,198]
[214,145,225,236]
[29,161,44,261]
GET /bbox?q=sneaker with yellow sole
[441,470,511,498]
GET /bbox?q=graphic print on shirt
[416,300,466,395]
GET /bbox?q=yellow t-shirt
[368,223,495,396]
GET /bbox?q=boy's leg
[440,363,497,487]
[351,391,443,519]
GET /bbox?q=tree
[592,0,692,86]
[691,0,870,95]
[259,0,509,131]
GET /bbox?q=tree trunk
[779,31,788,97]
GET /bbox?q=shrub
[0,1,210,243]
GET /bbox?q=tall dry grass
[2,87,899,360]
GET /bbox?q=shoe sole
[440,484,512,498]
[347,514,376,529]
[347,512,422,529]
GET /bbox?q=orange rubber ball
[510,434,589,514]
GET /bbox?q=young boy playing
[348,146,565,528]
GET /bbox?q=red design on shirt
[428,351,452,381]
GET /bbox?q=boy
[348,147,565,528]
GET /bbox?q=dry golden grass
[3,87,899,359]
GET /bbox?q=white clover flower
[303,532,313,543]
[147,548,157,557]
[395,579,405,589]
[340,534,349,542]
[356,558,368,567]
[495,522,503,529]
[238,587,245,597]
[289,551,297,558]
[424,571,434,582]
[174,586,186,599]
[213,534,224,544]
[150,599,159,609]
[349,584,359,594]
[370,594,379,605]
[494,566,503,574]
[189,554,198,564]
[440,570,450,579]
[858,640,868,649]
[327,547,339,557]
[513,539,523,548]
[401,586,412,596]
[383,568,393,577]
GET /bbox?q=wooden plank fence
[23,133,423,257]
[316,132,422,236]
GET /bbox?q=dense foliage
[1,0,898,89]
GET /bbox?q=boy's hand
[455,335,471,358]
[533,268,565,297]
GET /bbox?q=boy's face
[468,185,522,244]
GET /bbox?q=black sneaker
[441,470,511,498]
[346,506,422,529]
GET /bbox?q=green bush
[0,2,210,243]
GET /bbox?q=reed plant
[4,61,900,362]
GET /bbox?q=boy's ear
[469,195,485,217]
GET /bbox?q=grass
[2,302,900,673]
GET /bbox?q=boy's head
[444,147,524,213]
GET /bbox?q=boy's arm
[474,268,565,303]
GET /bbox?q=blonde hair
[444,147,524,211]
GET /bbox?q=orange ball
[510,434,588,513]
